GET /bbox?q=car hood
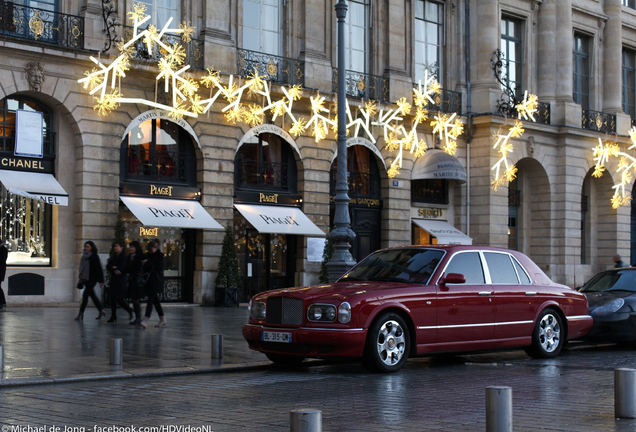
[584,290,636,308]
[258,280,417,302]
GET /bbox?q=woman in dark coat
[75,241,105,321]
[105,241,134,323]
[139,240,166,328]
[126,240,145,325]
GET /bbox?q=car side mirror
[441,273,466,285]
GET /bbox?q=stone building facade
[0,0,632,305]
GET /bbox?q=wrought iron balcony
[331,171,381,199]
[121,26,204,70]
[582,109,616,134]
[237,49,304,86]
[333,69,390,103]
[237,160,290,190]
[127,148,187,182]
[536,101,550,125]
[0,1,83,49]
[414,85,462,114]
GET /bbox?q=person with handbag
[126,240,146,325]
[105,241,134,323]
[75,241,106,321]
[139,240,166,328]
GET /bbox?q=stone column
[201,0,236,73]
[384,0,412,101]
[470,0,500,113]
[536,0,556,102]
[603,0,623,113]
[298,0,333,92]
[553,0,580,126]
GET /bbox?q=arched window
[235,133,297,193]
[330,146,381,198]
[0,96,55,266]
[120,119,197,186]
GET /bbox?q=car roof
[377,245,516,253]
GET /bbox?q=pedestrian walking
[75,241,106,321]
[126,240,145,325]
[139,240,166,328]
[614,253,628,268]
[105,241,134,323]
[0,238,7,311]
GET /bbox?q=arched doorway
[233,127,323,301]
[330,144,383,261]
[118,114,213,303]
[507,158,552,268]
[582,168,617,272]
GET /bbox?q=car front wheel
[363,312,410,373]
[524,308,564,359]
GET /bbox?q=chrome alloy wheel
[538,313,561,353]
[375,319,407,366]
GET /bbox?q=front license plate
[261,331,292,343]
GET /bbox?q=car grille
[267,297,304,326]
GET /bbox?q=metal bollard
[211,334,223,359]
[290,409,321,432]
[615,368,636,418]
[109,338,123,366]
[0,344,3,371]
[486,386,512,432]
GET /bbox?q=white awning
[412,219,472,245]
[0,170,68,205]
[412,149,467,183]
[235,204,325,236]
[121,196,224,230]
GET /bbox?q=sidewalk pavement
[0,304,272,386]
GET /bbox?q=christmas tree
[215,223,242,292]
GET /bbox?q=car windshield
[340,248,445,284]
[580,270,636,293]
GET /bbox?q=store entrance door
[236,223,297,302]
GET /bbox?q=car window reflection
[341,249,445,284]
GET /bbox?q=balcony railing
[333,69,390,103]
[121,26,204,70]
[237,160,290,190]
[536,101,550,125]
[127,148,187,182]
[0,1,83,49]
[582,109,616,134]
[414,85,462,114]
[237,49,304,86]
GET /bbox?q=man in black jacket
[0,239,7,310]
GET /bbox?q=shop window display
[0,187,51,265]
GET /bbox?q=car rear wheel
[524,308,564,359]
[265,353,305,366]
[362,312,410,373]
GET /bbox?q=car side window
[512,258,532,284]
[445,252,485,284]
[484,252,519,284]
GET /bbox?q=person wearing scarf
[75,241,105,321]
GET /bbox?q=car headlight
[307,304,337,322]
[250,301,266,319]
[593,298,625,316]
[338,302,351,323]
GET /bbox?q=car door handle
[525,292,537,296]
[479,291,492,296]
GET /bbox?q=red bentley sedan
[242,246,593,372]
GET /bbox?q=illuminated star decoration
[606,127,636,209]
[491,121,524,190]
[592,138,620,178]
[490,92,540,190]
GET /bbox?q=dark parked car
[243,246,593,372]
[579,267,636,343]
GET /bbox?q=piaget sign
[150,185,173,196]
[140,227,159,236]
[259,193,278,203]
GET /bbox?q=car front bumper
[242,323,368,358]
[583,313,636,343]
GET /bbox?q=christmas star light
[516,91,539,122]
[592,138,619,178]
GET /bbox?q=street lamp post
[327,0,356,282]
